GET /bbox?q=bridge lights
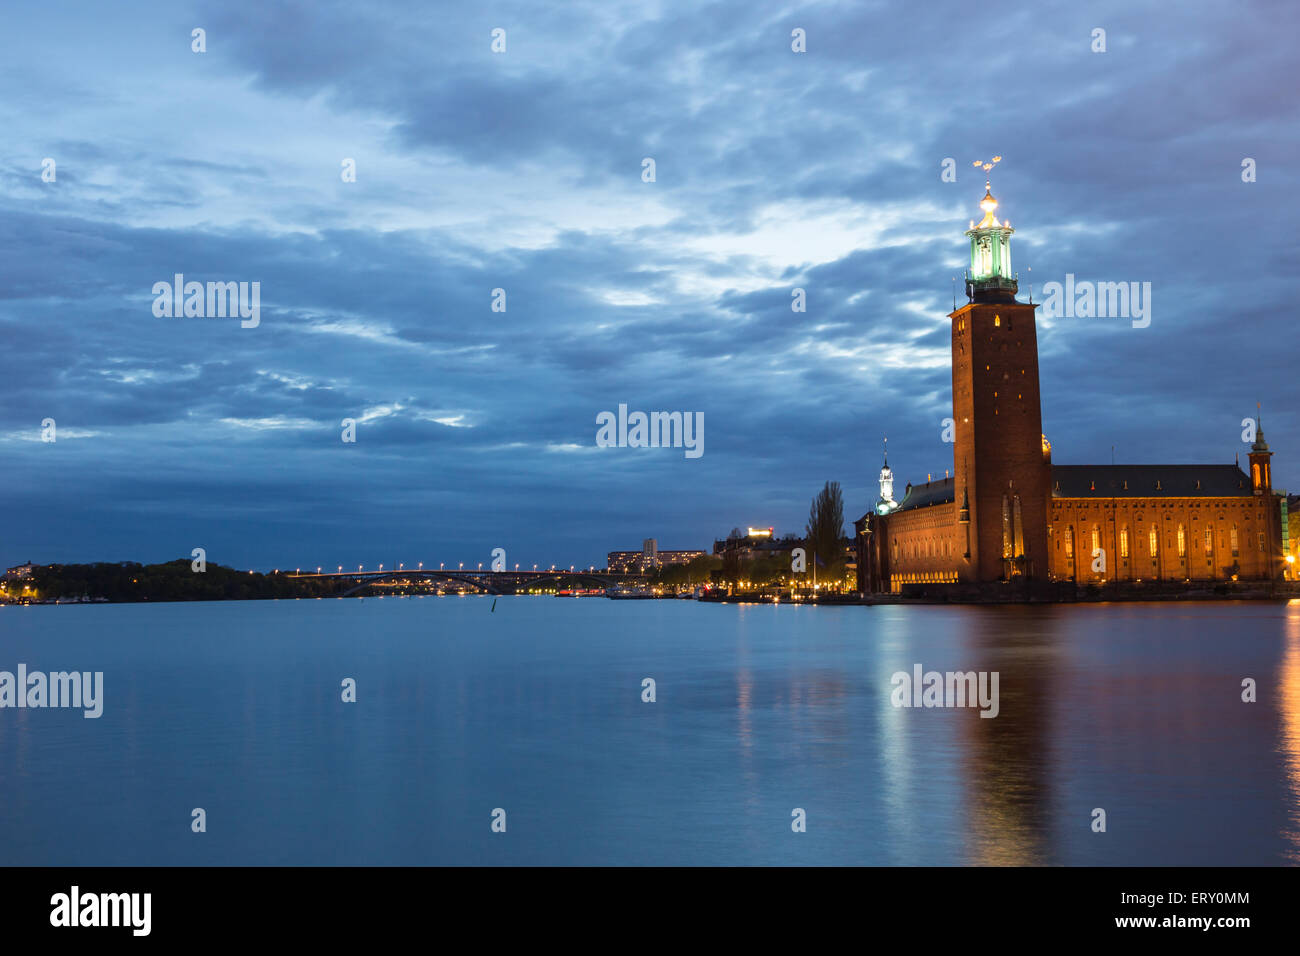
[533,564,537,571]
[458,563,463,570]
[515,563,519,571]
[317,567,322,573]
[418,562,423,570]
[440,563,444,570]
[478,562,483,571]
[379,564,383,571]
[338,566,342,573]
[399,563,403,570]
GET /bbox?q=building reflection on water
[1281,605,1300,862]
[956,608,1058,865]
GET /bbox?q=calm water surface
[2,597,1298,865]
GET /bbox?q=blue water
[1,597,1297,865]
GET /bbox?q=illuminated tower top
[876,438,898,515]
[964,160,1018,303]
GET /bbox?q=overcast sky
[1,0,1297,572]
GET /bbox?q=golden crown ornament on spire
[971,157,1004,228]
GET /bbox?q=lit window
[1149,528,1158,556]
[1177,525,1186,557]
[1065,526,1074,559]
[1120,527,1129,558]
[1204,529,1212,555]
[1231,526,1239,557]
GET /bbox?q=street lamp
[418,562,423,570]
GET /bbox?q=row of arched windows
[1057,522,1253,560]
[892,537,956,562]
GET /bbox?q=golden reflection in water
[959,611,1056,865]
[1280,604,1300,862]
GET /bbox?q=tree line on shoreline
[6,561,349,603]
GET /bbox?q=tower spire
[1253,401,1270,452]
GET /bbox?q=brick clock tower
[950,179,1050,582]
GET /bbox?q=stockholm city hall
[854,177,1286,595]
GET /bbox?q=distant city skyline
[2,1,1297,571]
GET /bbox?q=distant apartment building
[607,538,706,573]
[712,529,805,562]
[3,561,35,580]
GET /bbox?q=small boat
[605,585,654,600]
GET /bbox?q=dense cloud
[0,0,1296,569]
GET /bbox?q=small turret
[875,438,898,514]
[1249,403,1273,494]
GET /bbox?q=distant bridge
[287,568,650,596]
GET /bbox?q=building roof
[894,476,955,512]
[1051,464,1253,499]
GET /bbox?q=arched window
[1090,525,1100,556]
[1177,524,1186,557]
[1001,495,1013,559]
[1204,529,1213,555]
[1013,496,1024,558]
[1231,526,1239,557]
[1065,526,1074,559]
[1120,526,1130,558]
[1149,527,1158,556]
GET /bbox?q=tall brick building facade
[854,181,1285,594]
